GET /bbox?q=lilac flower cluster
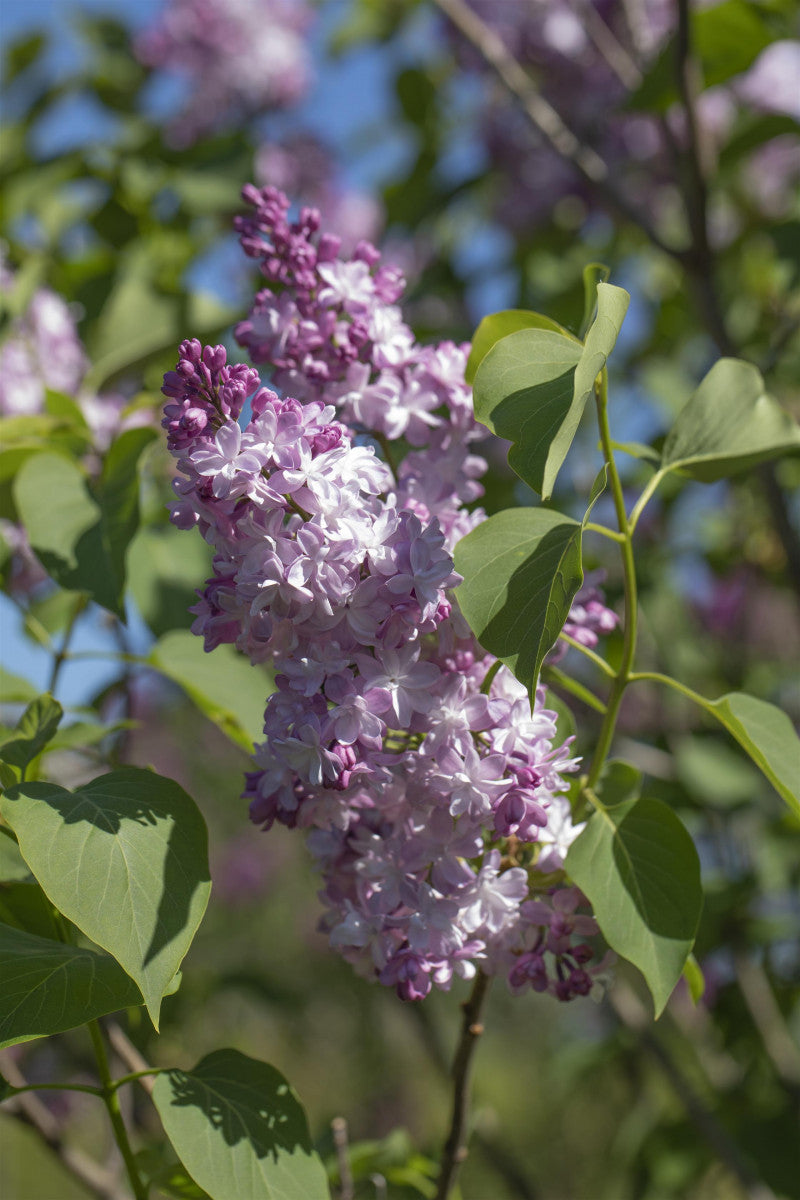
[162,187,617,1002]
[136,0,313,144]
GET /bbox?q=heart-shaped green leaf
[1,768,211,1027]
[152,1049,329,1200]
[566,796,703,1016]
[473,282,629,498]
[454,507,584,699]
[0,923,142,1048]
[661,359,800,481]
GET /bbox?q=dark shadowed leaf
[0,768,211,1028]
[566,796,702,1016]
[152,1049,329,1200]
[454,508,584,699]
[0,924,142,1049]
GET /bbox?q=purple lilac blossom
[161,187,618,1002]
[136,0,313,144]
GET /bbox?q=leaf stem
[558,633,616,678]
[584,521,626,544]
[585,374,639,789]
[3,1080,104,1098]
[109,1068,166,1092]
[87,1021,148,1200]
[434,971,492,1200]
[627,469,667,535]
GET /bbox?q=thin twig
[609,985,776,1200]
[434,971,491,1200]
[0,1051,128,1200]
[432,0,683,261]
[332,1116,354,1200]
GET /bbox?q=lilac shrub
[161,187,618,1004]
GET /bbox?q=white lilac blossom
[136,0,313,144]
[162,187,618,1003]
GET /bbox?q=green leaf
[579,263,610,339]
[473,283,629,498]
[0,923,142,1049]
[152,1049,329,1200]
[149,631,271,752]
[0,666,39,704]
[466,309,576,385]
[13,434,154,616]
[98,427,157,591]
[661,359,800,481]
[0,768,211,1028]
[13,453,119,615]
[707,693,800,820]
[454,508,583,699]
[595,759,643,808]
[565,796,703,1016]
[129,524,212,638]
[44,390,91,436]
[0,694,63,775]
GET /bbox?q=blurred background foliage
[0,1,798,1197]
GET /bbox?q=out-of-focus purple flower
[136,0,314,143]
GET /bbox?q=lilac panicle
[161,186,618,1003]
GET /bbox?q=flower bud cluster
[163,187,617,1002]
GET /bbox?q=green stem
[627,469,667,535]
[4,1081,104,1098]
[585,374,639,790]
[110,1068,166,1092]
[558,633,616,678]
[627,671,713,712]
[541,665,607,714]
[584,521,625,544]
[87,1021,148,1200]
